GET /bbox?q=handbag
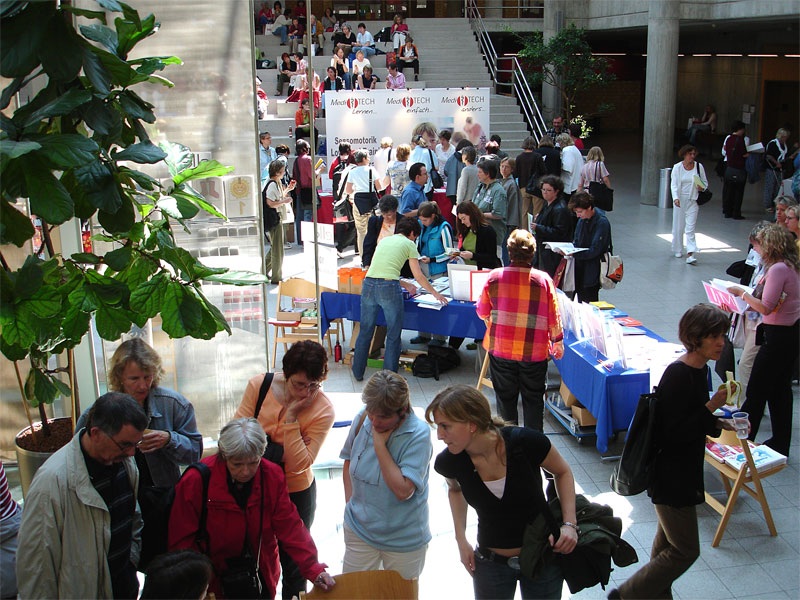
[427,149,444,189]
[610,390,659,496]
[219,469,265,599]
[599,239,622,290]
[724,166,746,185]
[587,162,614,211]
[695,163,713,205]
[262,181,281,233]
[353,168,379,214]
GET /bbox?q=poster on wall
[324,88,491,163]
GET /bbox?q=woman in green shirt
[472,157,508,260]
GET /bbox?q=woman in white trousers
[671,144,708,265]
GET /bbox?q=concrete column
[541,0,563,122]
[640,0,679,205]
[484,0,503,19]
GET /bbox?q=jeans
[686,123,710,144]
[763,169,783,209]
[278,480,317,599]
[272,25,288,44]
[0,505,21,599]
[473,550,563,600]
[358,46,377,57]
[489,353,548,432]
[352,278,404,380]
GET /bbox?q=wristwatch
[562,521,580,534]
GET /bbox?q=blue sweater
[418,218,453,276]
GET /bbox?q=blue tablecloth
[319,292,487,339]
[553,327,666,453]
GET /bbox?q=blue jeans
[359,46,377,57]
[272,25,288,44]
[352,278,404,379]
[473,550,563,600]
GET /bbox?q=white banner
[324,88,491,163]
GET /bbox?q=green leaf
[61,169,97,220]
[120,167,158,190]
[23,88,93,127]
[1,307,35,349]
[25,166,75,225]
[0,1,49,78]
[118,2,142,27]
[94,0,125,11]
[52,376,72,397]
[203,271,269,286]
[160,282,202,338]
[0,139,41,159]
[90,45,149,87]
[26,367,60,407]
[97,193,135,233]
[115,13,158,59]
[0,199,35,247]
[1,76,25,111]
[70,252,102,264]
[173,188,226,220]
[159,246,197,279]
[81,45,112,96]
[15,257,44,299]
[173,160,234,186]
[104,246,132,271]
[74,161,122,213]
[146,74,173,88]
[82,97,119,136]
[68,287,96,312]
[114,253,155,289]
[118,90,155,123]
[188,264,227,279]
[132,56,182,76]
[159,141,192,177]
[63,5,107,24]
[20,286,62,318]
[197,289,231,335]
[94,303,132,339]
[61,304,91,342]
[33,134,99,168]
[0,337,28,361]
[157,195,200,220]
[40,13,83,82]
[113,141,167,164]
[129,272,168,319]
[79,23,118,54]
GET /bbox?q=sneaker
[428,339,446,347]
[466,342,478,350]
[409,336,430,344]
[686,255,697,265]
[674,252,682,258]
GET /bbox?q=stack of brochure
[705,440,787,473]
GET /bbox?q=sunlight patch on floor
[657,233,741,253]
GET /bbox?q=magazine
[723,444,787,474]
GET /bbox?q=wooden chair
[703,429,786,547]
[476,350,493,391]
[299,570,418,599]
[268,277,339,366]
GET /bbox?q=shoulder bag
[609,390,659,495]
[353,168,379,215]
[427,148,444,189]
[599,236,623,290]
[262,180,281,233]
[254,373,284,465]
[695,163,713,205]
[587,162,614,212]
[723,136,747,184]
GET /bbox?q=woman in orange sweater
[234,340,335,600]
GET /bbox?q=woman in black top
[455,201,500,270]
[537,135,562,176]
[427,385,577,600]
[531,175,573,278]
[615,304,735,599]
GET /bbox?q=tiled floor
[7,133,797,599]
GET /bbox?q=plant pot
[14,417,74,500]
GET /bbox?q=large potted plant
[0,0,265,495]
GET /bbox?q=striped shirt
[476,266,563,362]
[0,462,20,520]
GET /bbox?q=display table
[552,327,666,453]
[319,291,486,339]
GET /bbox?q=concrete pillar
[484,0,503,19]
[640,0,679,205]
[541,0,563,122]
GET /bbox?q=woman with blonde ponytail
[426,385,577,599]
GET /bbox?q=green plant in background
[517,23,615,122]
[0,0,265,437]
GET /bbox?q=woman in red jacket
[169,418,335,599]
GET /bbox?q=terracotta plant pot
[14,417,74,500]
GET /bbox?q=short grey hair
[775,195,798,209]
[218,418,266,460]
[363,370,411,417]
[556,132,573,147]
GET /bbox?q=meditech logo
[402,97,414,108]
[457,95,469,107]
[347,98,359,109]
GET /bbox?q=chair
[476,350,493,391]
[703,429,786,547]
[268,277,339,366]
[299,570,418,599]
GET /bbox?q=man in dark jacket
[532,175,573,278]
[569,191,611,303]
[515,136,547,222]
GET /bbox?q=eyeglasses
[289,378,321,392]
[102,429,142,452]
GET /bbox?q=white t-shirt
[351,57,371,75]
[372,147,394,179]
[348,165,380,193]
[435,143,455,174]
[560,145,584,193]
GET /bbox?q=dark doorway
[762,80,800,142]
[409,0,434,17]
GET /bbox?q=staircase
[253,17,532,157]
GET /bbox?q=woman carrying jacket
[671,144,708,265]
[567,191,611,303]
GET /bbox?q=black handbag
[253,373,285,465]
[610,390,659,496]
[353,168,379,214]
[695,163,713,205]
[588,162,614,211]
[427,149,444,188]
[724,166,746,185]
[262,181,281,233]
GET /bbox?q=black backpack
[609,390,659,496]
[262,179,281,233]
[411,345,461,380]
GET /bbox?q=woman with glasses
[234,340,334,600]
[75,338,203,570]
[339,371,432,580]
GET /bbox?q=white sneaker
[674,252,682,258]
[686,255,697,265]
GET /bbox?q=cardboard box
[559,381,580,408]
[571,404,597,427]
[276,307,304,322]
[342,350,354,365]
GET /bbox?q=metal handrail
[465,0,548,140]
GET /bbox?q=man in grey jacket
[16,393,148,599]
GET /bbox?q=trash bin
[658,167,672,209]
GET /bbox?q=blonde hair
[757,223,800,271]
[586,146,605,162]
[776,128,790,139]
[395,143,411,161]
[507,229,536,263]
[380,137,393,148]
[556,133,573,147]
[108,338,164,392]
[425,385,505,432]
